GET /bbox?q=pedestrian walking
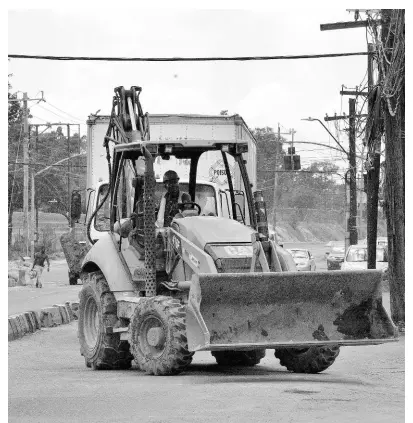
[31,247,50,288]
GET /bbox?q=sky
[8,7,377,174]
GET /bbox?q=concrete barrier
[8,277,18,287]
[40,306,63,327]
[68,302,79,320]
[65,301,75,321]
[8,317,20,341]
[8,312,39,340]
[53,304,71,324]
[8,296,81,342]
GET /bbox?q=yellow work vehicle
[78,86,397,375]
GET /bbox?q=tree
[31,128,86,220]
[8,75,24,246]
[253,127,288,218]
[379,9,405,325]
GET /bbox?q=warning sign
[208,160,234,185]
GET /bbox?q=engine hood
[172,216,255,250]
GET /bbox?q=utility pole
[320,12,383,251]
[9,92,44,256]
[290,128,296,170]
[348,98,358,245]
[324,99,362,247]
[271,124,280,235]
[26,122,80,253]
[31,172,35,258]
[271,125,286,237]
[67,124,71,228]
[22,93,29,257]
[366,42,381,269]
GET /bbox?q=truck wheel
[274,346,340,373]
[212,350,266,366]
[78,271,133,370]
[69,274,78,285]
[130,296,193,376]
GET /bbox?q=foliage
[8,76,24,244]
[8,74,87,252]
[254,126,345,225]
[32,128,87,219]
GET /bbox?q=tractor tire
[78,271,133,370]
[212,349,266,367]
[274,346,340,374]
[130,296,193,376]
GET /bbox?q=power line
[45,101,84,122]
[36,103,82,123]
[8,51,371,62]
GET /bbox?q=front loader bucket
[185,270,398,352]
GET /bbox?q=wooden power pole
[366,42,381,268]
[348,98,358,245]
[22,92,29,257]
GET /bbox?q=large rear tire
[69,271,78,285]
[130,296,193,376]
[274,346,340,373]
[78,271,133,370]
[212,350,266,367]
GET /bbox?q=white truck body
[85,114,257,240]
[87,114,257,186]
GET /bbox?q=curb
[8,302,79,342]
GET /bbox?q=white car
[287,249,316,271]
[341,244,388,271]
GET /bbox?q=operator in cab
[156,170,181,228]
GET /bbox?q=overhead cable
[8,52,370,62]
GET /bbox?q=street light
[301,117,349,158]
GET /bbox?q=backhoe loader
[78,86,397,375]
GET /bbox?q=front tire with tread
[130,296,193,376]
[274,346,340,373]
[212,349,266,367]
[78,271,133,370]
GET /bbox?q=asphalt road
[8,259,82,316]
[9,244,401,422]
[8,322,404,423]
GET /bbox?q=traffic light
[283,155,301,170]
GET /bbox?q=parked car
[287,249,316,271]
[341,244,388,271]
[326,242,345,270]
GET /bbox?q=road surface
[8,322,404,423]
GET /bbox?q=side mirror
[70,190,82,221]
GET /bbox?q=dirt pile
[275,221,346,243]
